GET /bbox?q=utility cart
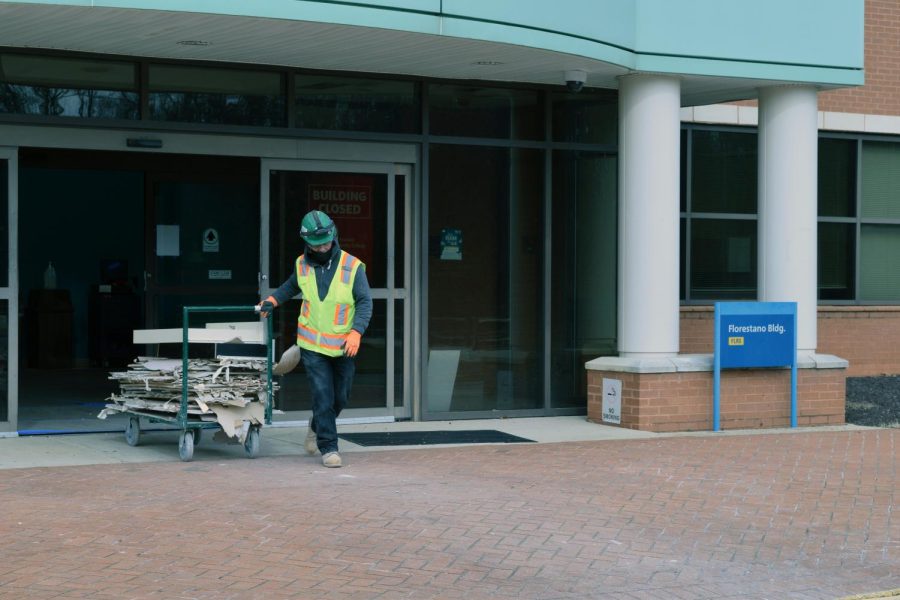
[100,305,274,461]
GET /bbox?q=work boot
[322,451,342,468]
[304,420,318,455]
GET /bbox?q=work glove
[342,330,362,358]
[257,295,278,318]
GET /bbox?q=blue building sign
[713,302,798,431]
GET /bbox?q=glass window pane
[274,299,388,412]
[269,170,388,288]
[0,299,6,422]
[394,174,405,289]
[148,64,284,126]
[0,54,136,89]
[861,141,900,219]
[395,300,404,409]
[819,138,857,217]
[680,129,688,212]
[0,54,138,119]
[690,219,757,299]
[818,222,855,300]
[0,160,6,288]
[428,84,542,139]
[551,89,617,144]
[294,74,419,133]
[354,298,389,409]
[680,217,686,300]
[551,151,617,409]
[860,225,900,301]
[428,145,543,413]
[691,130,757,214]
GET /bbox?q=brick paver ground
[0,429,897,599]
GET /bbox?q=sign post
[713,302,798,431]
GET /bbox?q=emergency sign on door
[202,228,220,253]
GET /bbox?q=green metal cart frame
[122,305,274,461]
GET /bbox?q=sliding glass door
[261,159,411,421]
[0,147,17,433]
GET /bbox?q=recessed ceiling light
[177,40,211,46]
[473,60,503,66]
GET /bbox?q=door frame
[0,146,19,435]
[0,123,419,430]
[260,158,416,422]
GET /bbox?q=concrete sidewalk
[0,416,658,469]
[0,415,874,470]
[0,425,896,599]
[0,415,868,469]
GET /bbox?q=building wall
[730,0,900,116]
[587,367,845,432]
[819,0,900,116]
[680,307,900,378]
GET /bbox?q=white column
[617,74,681,356]
[757,85,818,352]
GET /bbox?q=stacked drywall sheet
[98,356,276,442]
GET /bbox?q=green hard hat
[299,210,336,246]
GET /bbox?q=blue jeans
[301,349,355,454]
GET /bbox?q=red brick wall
[731,0,900,117]
[819,0,900,116]
[587,368,845,433]
[679,306,900,377]
[817,307,900,376]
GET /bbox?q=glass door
[261,159,411,421]
[144,163,260,330]
[0,147,17,433]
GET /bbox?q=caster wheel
[125,417,140,447]
[192,428,201,446]
[244,427,260,459]
[178,430,194,462]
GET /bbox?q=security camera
[564,69,587,93]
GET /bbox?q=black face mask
[306,246,332,265]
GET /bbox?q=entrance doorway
[261,159,411,421]
[15,149,259,432]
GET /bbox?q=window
[428,84,542,140]
[295,74,419,133]
[551,151,617,407]
[0,53,138,119]
[681,128,758,301]
[551,89,617,145]
[148,64,284,126]
[682,130,900,304]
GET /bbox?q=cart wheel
[192,428,201,446]
[244,426,260,459]
[125,416,141,447]
[178,430,194,462]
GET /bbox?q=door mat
[339,430,535,446]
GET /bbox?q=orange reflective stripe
[296,323,317,344]
[297,322,345,352]
[301,301,310,319]
[298,256,309,277]
[333,303,349,326]
[318,331,345,350]
[340,253,358,284]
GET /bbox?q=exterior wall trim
[682,105,900,136]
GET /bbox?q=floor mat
[339,430,535,446]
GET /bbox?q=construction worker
[258,210,372,468]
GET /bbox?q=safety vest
[295,250,364,356]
